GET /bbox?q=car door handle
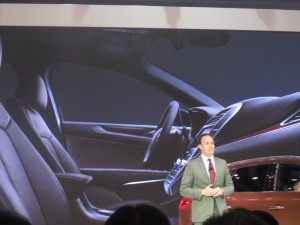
[269,205,284,210]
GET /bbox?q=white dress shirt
[201,154,216,177]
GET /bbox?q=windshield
[146,30,300,107]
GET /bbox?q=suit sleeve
[180,161,203,199]
[222,160,234,196]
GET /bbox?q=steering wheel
[143,100,180,168]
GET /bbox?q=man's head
[198,134,215,158]
[293,181,300,192]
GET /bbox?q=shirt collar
[201,154,214,161]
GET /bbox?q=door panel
[81,168,168,201]
[266,192,300,225]
[226,192,300,225]
[60,121,180,215]
[62,122,155,169]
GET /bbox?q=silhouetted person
[0,210,31,225]
[104,204,171,225]
[252,210,279,225]
[203,208,269,225]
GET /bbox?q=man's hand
[212,187,224,197]
[201,185,218,197]
[201,185,224,197]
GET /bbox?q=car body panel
[227,192,300,225]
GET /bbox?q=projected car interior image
[0,27,300,223]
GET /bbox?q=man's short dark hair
[198,133,213,145]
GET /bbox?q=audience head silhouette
[252,210,279,225]
[203,208,272,225]
[104,204,171,225]
[0,210,31,225]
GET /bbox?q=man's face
[294,182,300,192]
[199,135,215,158]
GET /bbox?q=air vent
[281,109,300,125]
[200,103,242,137]
[206,108,231,126]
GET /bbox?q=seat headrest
[15,74,48,111]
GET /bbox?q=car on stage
[177,155,300,225]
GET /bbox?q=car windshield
[146,30,300,107]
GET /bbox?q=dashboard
[165,92,300,196]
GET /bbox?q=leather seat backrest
[0,103,72,225]
[5,73,80,174]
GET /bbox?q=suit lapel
[214,157,222,184]
[196,156,210,183]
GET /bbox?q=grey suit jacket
[180,155,234,222]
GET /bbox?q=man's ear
[198,144,202,151]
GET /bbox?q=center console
[164,103,242,196]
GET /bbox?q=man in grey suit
[180,134,234,225]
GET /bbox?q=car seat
[4,68,156,211]
[0,35,106,225]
